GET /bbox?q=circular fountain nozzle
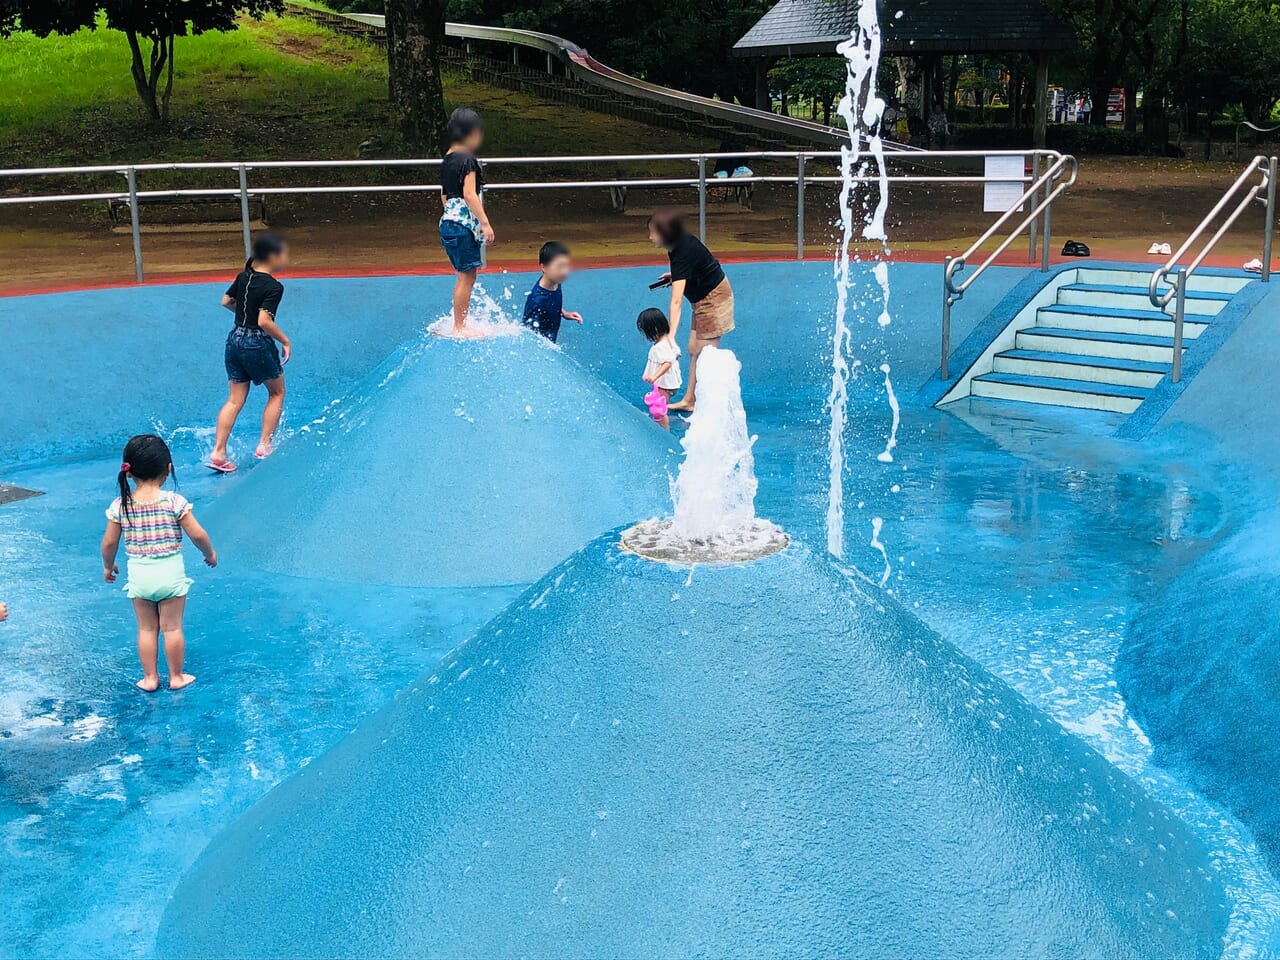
[620,518,789,564]
[624,346,787,564]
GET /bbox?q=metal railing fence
[1,149,1074,340]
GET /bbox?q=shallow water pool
[1,261,1277,957]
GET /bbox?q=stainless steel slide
[325,9,863,148]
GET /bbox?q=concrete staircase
[964,267,1252,414]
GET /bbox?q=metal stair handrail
[939,152,1079,379]
[1148,155,1276,382]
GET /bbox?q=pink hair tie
[121,462,131,472]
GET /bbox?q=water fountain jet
[621,346,788,563]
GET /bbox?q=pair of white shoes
[1147,242,1173,255]
[1243,258,1264,273]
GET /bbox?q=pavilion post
[918,57,929,118]
[1033,53,1049,148]
[754,59,771,112]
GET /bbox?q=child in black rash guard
[209,233,292,471]
[439,107,495,338]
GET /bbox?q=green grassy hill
[0,12,707,167]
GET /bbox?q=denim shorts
[225,327,283,385]
[440,219,484,273]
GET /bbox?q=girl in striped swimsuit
[101,434,218,692]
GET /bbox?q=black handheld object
[649,276,672,290]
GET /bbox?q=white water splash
[671,347,759,540]
[872,260,892,327]
[428,284,524,338]
[877,363,899,463]
[827,0,892,559]
[623,347,787,563]
[869,515,890,586]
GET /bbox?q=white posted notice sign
[983,155,1026,212]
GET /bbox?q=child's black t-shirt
[441,150,484,199]
[226,268,284,329]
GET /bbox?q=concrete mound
[205,332,676,588]
[159,535,1227,958]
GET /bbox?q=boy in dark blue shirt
[522,241,583,343]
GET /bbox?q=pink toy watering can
[644,382,668,420]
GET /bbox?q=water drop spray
[827,0,892,563]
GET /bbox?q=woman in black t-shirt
[648,209,735,411]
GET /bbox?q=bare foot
[254,442,275,459]
[169,673,196,690]
[668,400,695,412]
[136,676,160,692]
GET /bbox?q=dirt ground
[0,156,1271,294]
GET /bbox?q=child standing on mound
[101,434,217,692]
[439,107,495,337]
[637,307,682,430]
[522,241,584,342]
[209,233,292,471]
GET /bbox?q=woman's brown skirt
[691,277,735,339]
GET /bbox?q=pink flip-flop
[206,457,238,473]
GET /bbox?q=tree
[1,0,281,122]
[385,0,449,150]
[1050,0,1176,126]
[768,58,846,123]
[1175,0,1280,154]
[452,0,773,106]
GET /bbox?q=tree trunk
[1142,85,1167,150]
[125,30,162,121]
[1123,83,1137,133]
[895,56,923,118]
[946,55,958,124]
[1010,66,1021,128]
[385,0,449,152]
[1089,80,1111,126]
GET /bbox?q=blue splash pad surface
[160,536,1226,959]
[1118,507,1280,899]
[1,261,1278,956]
[0,458,520,957]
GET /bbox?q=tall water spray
[827,0,893,567]
[622,347,788,563]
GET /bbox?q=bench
[707,179,755,210]
[608,180,753,213]
[108,193,269,227]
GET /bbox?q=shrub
[1048,124,1147,155]
[946,123,1150,155]
[951,105,1010,126]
